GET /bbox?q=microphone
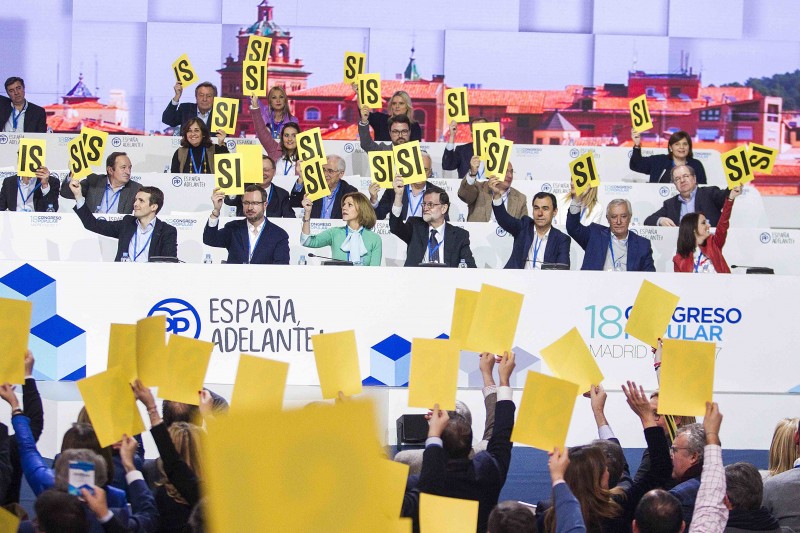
[730,265,774,274]
[306,253,353,266]
[149,256,184,263]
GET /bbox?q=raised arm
[249,95,283,162]
[688,402,727,533]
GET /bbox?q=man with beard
[358,104,412,153]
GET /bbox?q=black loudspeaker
[396,414,428,451]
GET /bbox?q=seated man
[388,177,476,268]
[370,151,447,221]
[492,187,570,269]
[162,80,216,132]
[644,165,729,227]
[70,181,177,262]
[459,158,527,222]
[0,165,59,211]
[205,185,290,264]
[358,105,412,153]
[225,156,294,218]
[442,118,486,180]
[567,198,655,272]
[61,152,142,214]
[1,76,47,133]
[289,155,357,219]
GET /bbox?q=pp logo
[627,150,633,159]
[111,137,122,147]
[659,186,671,197]
[344,143,355,153]
[225,140,236,151]
[0,134,7,145]
[569,148,579,158]
[760,232,771,244]
[172,176,184,187]
[495,227,508,237]
[148,298,201,338]
[540,183,552,193]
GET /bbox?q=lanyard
[694,251,705,273]
[17,178,41,209]
[247,220,267,264]
[104,184,122,214]
[427,230,443,262]
[270,111,285,140]
[189,147,206,174]
[282,158,293,176]
[11,102,26,130]
[532,232,544,267]
[580,207,587,221]
[133,226,154,262]
[265,185,274,206]
[609,238,626,270]
[407,186,424,217]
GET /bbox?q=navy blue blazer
[375,182,447,221]
[643,186,729,227]
[389,215,476,268]
[441,143,474,179]
[203,218,289,264]
[629,148,707,184]
[289,178,357,219]
[161,101,214,131]
[566,209,655,272]
[0,175,60,211]
[224,184,295,218]
[0,96,47,133]
[492,202,570,269]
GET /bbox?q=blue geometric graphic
[0,263,57,327]
[367,334,411,387]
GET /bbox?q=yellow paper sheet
[214,153,245,195]
[393,141,426,185]
[211,96,240,135]
[245,35,272,62]
[343,52,366,83]
[80,127,108,166]
[296,127,327,163]
[449,288,479,344]
[408,338,460,410]
[658,339,716,417]
[135,315,167,388]
[357,73,382,109]
[511,371,579,451]
[624,280,680,347]
[369,151,395,189]
[230,354,289,412]
[721,145,755,189]
[484,138,513,179]
[0,505,21,532]
[0,298,31,385]
[569,152,600,196]
[17,139,46,178]
[420,493,479,533]
[158,335,214,405]
[629,94,653,133]
[235,143,264,184]
[747,142,777,175]
[77,367,146,448]
[171,53,198,87]
[374,459,410,523]
[463,284,524,356]
[242,60,269,98]
[444,88,469,123]
[67,136,91,179]
[540,327,603,394]
[301,159,331,202]
[472,122,500,160]
[312,330,362,399]
[107,323,137,384]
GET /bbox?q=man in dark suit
[644,165,729,227]
[162,81,216,132]
[442,118,486,179]
[69,181,177,262]
[369,152,448,221]
[0,167,60,211]
[60,152,142,214]
[204,185,290,265]
[388,177,476,268]
[567,198,655,272]
[289,155,357,219]
[0,77,47,133]
[492,187,570,269]
[225,156,294,218]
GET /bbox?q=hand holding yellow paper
[463,284,524,356]
[539,327,603,394]
[393,141,426,185]
[171,54,198,87]
[369,151,394,189]
[80,127,109,166]
[77,367,146,448]
[511,371,579,451]
[296,127,326,163]
[407,338,460,410]
[0,298,31,385]
[569,152,600,196]
[420,493,479,533]
[215,154,245,195]
[245,35,272,62]
[235,144,264,184]
[445,88,469,123]
[136,315,167,388]
[67,136,92,179]
[357,73,382,109]
[721,146,755,189]
[211,97,240,135]
[658,339,716,417]
[0,505,20,532]
[312,330,362,399]
[231,354,289,412]
[449,288,479,344]
[472,122,500,160]
[158,335,214,405]
[747,142,777,175]
[624,280,680,346]
[242,61,269,97]
[629,94,653,132]
[107,323,137,384]
[484,138,513,179]
[301,158,331,202]
[17,139,46,178]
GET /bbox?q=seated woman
[300,191,382,266]
[554,182,604,226]
[170,117,229,173]
[630,129,707,184]
[249,94,300,177]
[353,85,422,142]
[673,185,741,273]
[255,85,297,141]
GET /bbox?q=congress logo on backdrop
[111,137,122,147]
[148,298,201,338]
[659,186,671,197]
[760,232,771,244]
[540,183,552,193]
[172,176,184,187]
[344,143,355,153]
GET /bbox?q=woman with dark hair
[249,94,301,176]
[630,129,707,184]
[673,185,741,273]
[170,117,229,173]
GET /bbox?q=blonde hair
[768,417,799,477]
[157,422,204,505]
[562,186,599,218]
[389,90,415,122]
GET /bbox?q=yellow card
[407,338,460,411]
[0,504,21,531]
[231,354,289,412]
[0,298,31,385]
[77,367,146,448]
[449,288,479,344]
[215,153,245,195]
[357,73,382,109]
[312,330,362,399]
[171,53,198,87]
[107,323,137,384]
[624,280,679,346]
[539,327,603,394]
[135,315,167,388]
[17,139,46,178]
[343,52,366,83]
[211,97,240,135]
[463,284,524,355]
[235,144,264,184]
[80,127,108,166]
[445,88,469,123]
[485,138,513,179]
[245,35,272,62]
[374,459,410,523]
[512,371,579,451]
[203,399,391,532]
[242,60,269,98]
[472,122,501,160]
[569,152,600,196]
[629,94,653,133]
[420,493,479,533]
[296,127,327,163]
[67,136,91,179]
[158,335,214,405]
[747,142,777,175]
[658,339,716,417]
[721,146,755,189]
[393,141,426,185]
[369,151,394,189]
[301,158,331,202]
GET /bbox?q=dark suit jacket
[74,203,178,262]
[224,184,295,218]
[203,218,290,264]
[0,175,60,211]
[375,182,447,221]
[643,186,729,227]
[0,97,47,133]
[493,202,570,269]
[389,215,476,268]
[629,148,707,184]
[368,111,422,142]
[61,173,142,214]
[289,178,357,219]
[161,101,213,131]
[441,143,474,179]
[566,208,655,272]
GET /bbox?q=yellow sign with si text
[67,136,92,179]
[235,144,264,184]
[393,140,426,185]
[747,142,777,175]
[343,52,366,83]
[17,138,46,178]
[245,35,272,62]
[214,153,245,195]
[472,122,500,160]
[296,127,326,163]
[569,152,600,196]
[484,138,513,179]
[444,88,469,123]
[301,159,331,202]
[171,53,198,87]
[211,97,240,135]
[357,73,382,110]
[369,151,394,189]
[629,94,653,133]
[242,60,269,97]
[721,146,755,189]
[80,127,109,166]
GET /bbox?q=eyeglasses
[322,168,341,175]
[422,202,442,209]
[390,129,410,136]
[669,446,690,455]
[242,201,266,207]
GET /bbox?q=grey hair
[449,400,472,428]
[54,449,108,490]
[676,423,706,464]
[606,198,632,219]
[327,154,346,173]
[670,164,696,181]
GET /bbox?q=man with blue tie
[204,185,290,264]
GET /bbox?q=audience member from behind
[27,489,89,533]
[488,501,537,533]
[170,117,229,174]
[632,490,685,533]
[763,416,800,532]
[724,462,789,532]
[765,418,799,479]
